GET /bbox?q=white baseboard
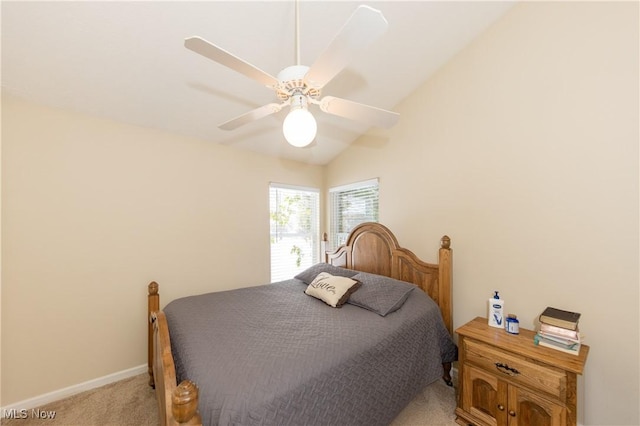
[1,364,147,415]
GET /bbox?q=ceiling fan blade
[219,103,285,131]
[185,36,279,88]
[305,5,388,89]
[319,96,399,129]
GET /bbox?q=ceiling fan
[184,2,399,147]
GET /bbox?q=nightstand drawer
[464,339,568,400]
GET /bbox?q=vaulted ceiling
[2,1,514,165]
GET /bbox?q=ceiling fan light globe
[283,108,317,147]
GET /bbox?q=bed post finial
[440,235,451,249]
[149,281,159,295]
[172,380,201,424]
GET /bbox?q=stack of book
[534,307,582,355]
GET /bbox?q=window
[329,178,379,251]
[269,183,320,282]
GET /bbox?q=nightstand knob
[509,410,516,417]
[497,404,505,411]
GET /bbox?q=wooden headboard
[324,222,452,335]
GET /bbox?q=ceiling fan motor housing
[276,65,320,101]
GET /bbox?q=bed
[147,222,455,426]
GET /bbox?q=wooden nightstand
[455,317,589,426]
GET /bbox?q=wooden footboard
[148,282,202,426]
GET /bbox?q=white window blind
[270,183,320,282]
[329,178,379,251]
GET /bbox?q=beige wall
[1,94,323,405]
[327,2,638,425]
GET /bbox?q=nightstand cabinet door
[508,386,566,426]
[461,364,508,426]
[459,364,568,426]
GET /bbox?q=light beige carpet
[2,374,458,425]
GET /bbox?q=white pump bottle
[488,291,504,328]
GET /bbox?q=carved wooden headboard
[324,222,452,335]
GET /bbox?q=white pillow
[305,272,361,308]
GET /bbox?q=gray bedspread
[164,279,457,426]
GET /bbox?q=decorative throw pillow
[294,263,358,284]
[305,272,361,308]
[347,272,416,316]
